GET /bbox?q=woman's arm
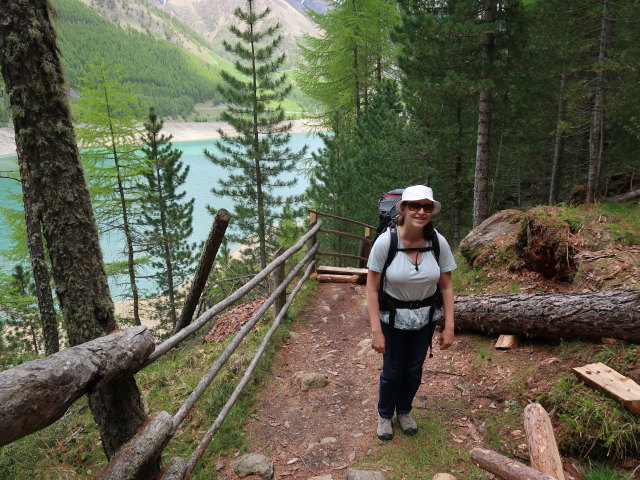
[438,271,455,350]
[366,270,385,354]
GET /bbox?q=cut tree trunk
[174,209,230,334]
[471,447,558,480]
[0,326,154,447]
[523,403,565,479]
[450,290,640,343]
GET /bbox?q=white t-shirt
[367,228,457,330]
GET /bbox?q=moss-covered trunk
[0,0,156,470]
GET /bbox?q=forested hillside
[51,0,228,117]
[301,0,640,249]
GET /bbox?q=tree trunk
[586,0,611,203]
[473,0,496,227]
[549,74,567,205]
[450,290,640,343]
[453,104,464,246]
[0,0,153,465]
[174,209,231,333]
[19,155,59,354]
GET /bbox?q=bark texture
[0,326,153,447]
[96,411,173,480]
[0,0,150,460]
[451,290,640,342]
[19,153,59,354]
[471,447,558,480]
[473,0,496,227]
[174,208,230,333]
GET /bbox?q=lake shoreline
[0,119,323,158]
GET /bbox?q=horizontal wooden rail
[317,251,369,262]
[318,228,372,244]
[183,258,317,478]
[171,245,319,430]
[145,221,322,365]
[308,209,374,230]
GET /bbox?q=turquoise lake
[0,132,324,299]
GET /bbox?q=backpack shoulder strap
[431,229,440,266]
[379,227,398,298]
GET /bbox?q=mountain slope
[52,0,227,117]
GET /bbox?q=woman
[366,185,456,440]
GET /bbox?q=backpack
[375,189,404,239]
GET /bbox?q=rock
[307,441,320,452]
[232,453,274,479]
[309,475,333,480]
[320,353,336,362]
[346,469,385,480]
[289,331,301,340]
[459,209,523,265]
[291,371,330,392]
[320,436,337,445]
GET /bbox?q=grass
[0,280,316,480]
[359,410,486,479]
[597,202,640,245]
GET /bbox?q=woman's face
[400,200,434,228]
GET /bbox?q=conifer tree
[139,107,196,332]
[206,0,307,270]
[298,0,399,124]
[75,58,147,325]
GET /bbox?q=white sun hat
[398,185,442,214]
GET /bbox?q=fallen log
[450,290,640,343]
[523,403,565,479]
[316,273,361,284]
[470,447,558,480]
[0,326,154,447]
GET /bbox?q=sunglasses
[405,201,435,213]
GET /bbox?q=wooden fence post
[270,246,286,319]
[358,226,373,268]
[307,210,318,258]
[174,208,231,334]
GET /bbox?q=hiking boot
[397,413,418,435]
[377,415,393,440]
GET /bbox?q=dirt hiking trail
[215,282,587,480]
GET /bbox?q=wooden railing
[307,209,376,267]
[0,219,323,479]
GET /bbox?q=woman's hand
[438,327,454,350]
[371,330,386,354]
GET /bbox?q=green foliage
[51,0,221,117]
[139,107,197,331]
[297,0,399,123]
[206,0,308,270]
[543,372,640,463]
[0,266,41,357]
[75,59,148,312]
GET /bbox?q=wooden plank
[601,337,625,345]
[523,403,565,479]
[495,334,519,350]
[316,274,361,284]
[317,266,368,276]
[432,474,457,480]
[572,362,640,414]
